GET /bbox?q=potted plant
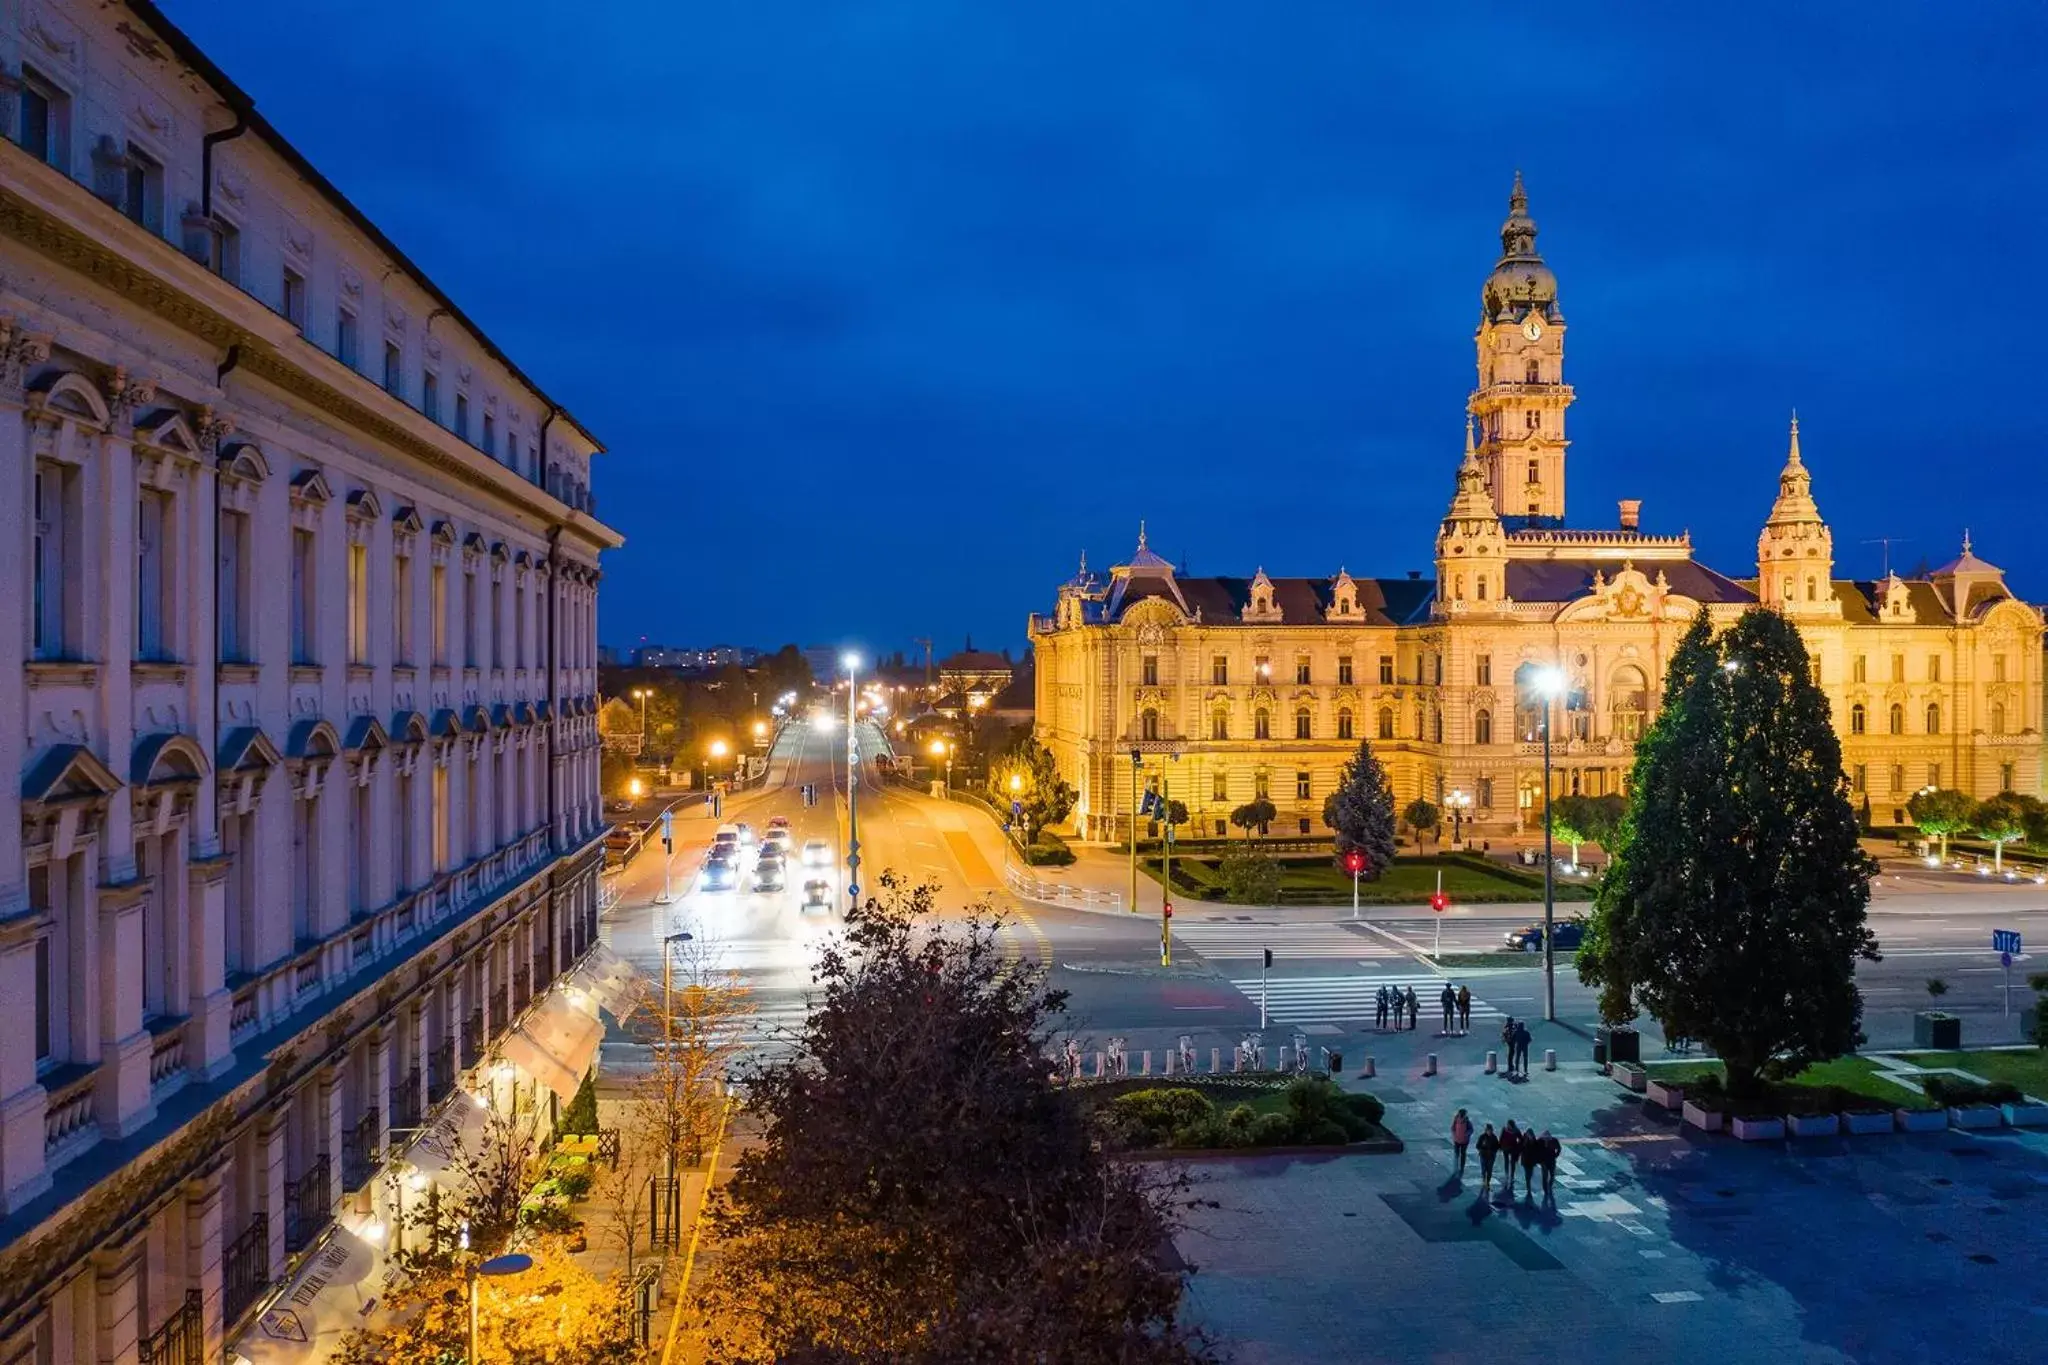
[1680,1076,1724,1133]
[1913,979,1962,1049]
[1783,1090,1841,1138]
[1644,1075,1689,1111]
[1611,1060,1648,1093]
[1923,1075,2008,1130]
[1894,1101,1949,1133]
[1730,1113,1786,1141]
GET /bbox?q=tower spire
[1787,410,1802,466]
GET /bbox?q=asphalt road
[595,721,2048,1078]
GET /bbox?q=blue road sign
[2001,951,2013,969]
[660,809,673,838]
[1992,929,2022,955]
[1012,799,1023,816]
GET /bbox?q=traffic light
[1263,947,1273,969]
[1429,890,1449,913]
[1342,849,1366,877]
[1162,902,1173,920]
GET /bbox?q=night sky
[171,2,2048,660]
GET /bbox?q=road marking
[1220,973,1505,1024]
[1172,921,1406,961]
[1651,1291,1703,1305]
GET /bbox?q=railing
[283,1153,331,1253]
[222,1213,271,1327]
[147,1025,186,1091]
[42,1066,98,1157]
[294,956,321,997]
[461,1009,484,1067]
[428,1040,456,1101]
[1002,863,1123,911]
[342,1105,381,1191]
[512,967,532,1013]
[389,1067,422,1131]
[139,1290,203,1365]
[630,1263,663,1346]
[229,985,260,1040]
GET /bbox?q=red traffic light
[1429,891,1449,913]
[1342,850,1366,876]
[1162,902,1173,919]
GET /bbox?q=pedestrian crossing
[1171,919,1406,962]
[1224,972,1507,1027]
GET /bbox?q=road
[595,720,2048,1083]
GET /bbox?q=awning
[404,1088,492,1180]
[561,942,641,1022]
[499,995,603,1102]
[237,1225,389,1365]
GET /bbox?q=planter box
[1612,1062,1647,1093]
[1597,1026,1642,1066]
[2001,1102,2048,1127]
[1730,1115,1785,1141]
[1681,1101,1723,1133]
[1913,1012,1962,1049]
[1644,1080,1688,1111]
[1785,1112,1840,1138]
[1895,1108,1949,1133]
[1947,1105,2002,1130]
[1843,1110,1893,1136]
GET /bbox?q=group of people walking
[1449,1108,1561,1201]
[1374,982,1472,1035]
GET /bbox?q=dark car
[700,852,737,892]
[1503,919,1585,952]
[753,858,787,892]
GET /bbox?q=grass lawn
[1638,1056,1939,1110]
[1153,853,1595,905]
[1901,1049,2048,1101]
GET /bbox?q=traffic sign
[1012,799,1023,816]
[2001,951,2013,969]
[1993,929,2023,955]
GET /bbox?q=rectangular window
[291,528,316,665]
[135,488,170,660]
[1254,772,1269,800]
[1888,764,1904,795]
[337,307,359,367]
[1378,655,1394,685]
[208,219,241,285]
[2001,763,2015,794]
[1295,771,1310,800]
[1476,653,1492,686]
[432,765,450,871]
[1295,657,1311,685]
[1337,656,1353,685]
[1928,762,1941,790]
[1927,655,1941,683]
[393,553,414,665]
[347,542,369,664]
[1852,654,1867,684]
[1141,654,1158,686]
[17,66,69,168]
[505,430,518,468]
[1212,772,1227,802]
[1890,654,1904,683]
[1477,776,1494,809]
[1211,656,1228,686]
[463,569,478,667]
[395,771,415,892]
[383,340,403,396]
[490,577,504,668]
[218,509,250,662]
[34,930,53,1066]
[483,412,495,455]
[1994,655,2007,683]
[430,563,448,664]
[1526,457,1539,482]
[422,371,440,422]
[1852,764,1866,794]
[1254,655,1271,682]
[32,462,72,659]
[123,145,163,232]
[514,580,527,667]
[455,392,470,442]
[349,783,370,913]
[1433,654,1443,685]
[1809,654,1822,684]
[282,266,306,331]
[31,862,54,1067]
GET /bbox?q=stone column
[0,324,49,923]
[183,1167,225,1365]
[258,1109,287,1277]
[316,1067,344,1205]
[96,878,154,1137]
[187,851,233,1078]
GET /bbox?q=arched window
[1610,665,1649,742]
[1849,702,1866,735]
[1474,709,1493,745]
[1337,709,1354,740]
[1140,708,1159,741]
[1888,704,1904,735]
[1377,707,1395,740]
[1211,711,1229,742]
[1254,708,1271,741]
[1294,708,1312,740]
[1925,703,1940,735]
[1991,703,2006,735]
[1525,359,1540,383]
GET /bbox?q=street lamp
[844,652,863,908]
[1446,788,1471,847]
[1529,665,1567,1022]
[465,1251,532,1365]
[929,738,953,793]
[627,777,644,800]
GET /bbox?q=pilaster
[183,1167,226,1365]
[96,878,154,1137]
[91,1239,142,1365]
[187,853,234,1078]
[258,1109,287,1281]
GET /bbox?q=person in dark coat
[1374,984,1390,1030]
[1498,1120,1523,1197]
[1457,984,1472,1034]
[1500,1016,1518,1076]
[1536,1129,1561,1198]
[1513,1019,1533,1077]
[1476,1122,1500,1195]
[1440,982,1456,1034]
[1405,986,1420,1031]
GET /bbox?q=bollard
[1425,1053,1438,1077]
[1485,1050,1498,1074]
[1233,1047,1243,1073]
[1544,1048,1557,1072]
[1361,1055,1376,1078]
[1093,1052,1103,1078]
[1212,1046,1223,1074]
[1163,1049,1175,1076]
[1141,1051,1152,1076]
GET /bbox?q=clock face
[1523,316,1544,342]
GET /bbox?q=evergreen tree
[1322,736,1397,877]
[1578,609,1879,1103]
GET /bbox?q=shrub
[1302,1119,1351,1146]
[555,1165,594,1200]
[1346,1092,1386,1127]
[1248,1112,1295,1145]
[558,1071,599,1136]
[1219,1104,1259,1147]
[1103,1087,1215,1147]
[1024,830,1076,866]
[1921,1075,2023,1108]
[1217,845,1282,904]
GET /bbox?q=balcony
[147,1020,187,1095]
[283,1153,331,1253]
[389,1067,422,1132]
[461,1009,484,1068]
[223,1213,271,1327]
[342,1105,381,1191]
[42,1064,99,1161]
[428,1039,456,1102]
[139,1290,203,1365]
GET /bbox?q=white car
[762,827,793,854]
[801,838,831,867]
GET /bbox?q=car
[700,853,737,891]
[801,838,832,867]
[753,859,787,892]
[734,822,757,847]
[801,878,832,914]
[767,816,791,831]
[1503,919,1585,952]
[762,828,793,854]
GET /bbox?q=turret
[1756,413,1839,616]
[1436,418,1508,613]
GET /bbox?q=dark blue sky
[174,2,2048,660]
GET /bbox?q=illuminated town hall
[1032,177,2044,842]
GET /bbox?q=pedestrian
[1440,983,1456,1035]
[1499,1121,1523,1197]
[1500,1016,1517,1075]
[1513,1019,1533,1077]
[1523,1128,1540,1198]
[1405,985,1420,1031]
[1375,984,1390,1030]
[1457,984,1472,1035]
[1476,1122,1499,1195]
[1536,1129,1560,1198]
[1450,1108,1472,1177]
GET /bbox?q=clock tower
[1469,172,1573,526]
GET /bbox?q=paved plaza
[1171,1040,2048,1365]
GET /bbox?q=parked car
[801,838,832,867]
[1503,919,1585,952]
[801,879,832,914]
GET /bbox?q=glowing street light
[1009,773,1023,793]
[708,739,729,760]
[752,720,768,738]
[627,777,644,799]
[929,738,954,793]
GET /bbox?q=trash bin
[1592,1039,1608,1067]
[1597,1026,1640,1066]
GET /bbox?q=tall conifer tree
[1322,736,1397,876]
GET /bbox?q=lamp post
[1129,747,1142,913]
[707,738,728,808]
[1531,666,1567,1022]
[660,930,693,1175]
[466,1251,532,1365]
[844,652,862,909]
[929,738,953,794]
[1446,788,1471,848]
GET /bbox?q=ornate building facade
[1033,177,2044,843]
[0,4,619,1364]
